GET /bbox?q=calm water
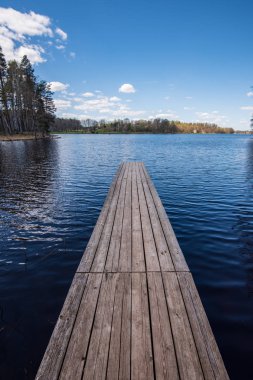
[0,134,253,379]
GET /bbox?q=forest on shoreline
[52,117,235,134]
[0,47,55,136]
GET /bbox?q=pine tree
[0,47,56,135]
[0,47,11,134]
[20,55,37,132]
[6,60,23,133]
[35,81,56,136]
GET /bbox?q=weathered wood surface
[36,162,229,380]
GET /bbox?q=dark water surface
[0,134,253,379]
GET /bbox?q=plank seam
[91,273,111,377]
[52,274,89,380]
[137,163,162,273]
[89,163,127,272]
[117,164,128,271]
[139,163,173,272]
[106,163,128,272]
[105,274,120,379]
[118,163,131,272]
[136,163,156,379]
[135,163,147,274]
[141,163,189,272]
[106,164,129,272]
[77,163,125,272]
[177,273,217,379]
[130,164,133,380]
[159,272,182,380]
[174,272,206,379]
[78,273,105,379]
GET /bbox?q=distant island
[52,117,235,135]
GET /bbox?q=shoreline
[1,132,251,140]
[0,134,53,142]
[50,131,251,135]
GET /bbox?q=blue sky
[0,0,253,129]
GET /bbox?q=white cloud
[54,99,72,109]
[82,92,95,97]
[240,106,253,111]
[55,27,67,40]
[69,93,144,119]
[195,111,229,125]
[55,89,144,120]
[109,96,121,102]
[70,52,76,59]
[0,7,67,64]
[74,97,115,111]
[50,81,69,92]
[0,28,46,63]
[246,92,253,97]
[119,83,136,93]
[17,44,45,63]
[185,96,193,100]
[184,106,194,111]
[0,7,52,37]
[56,45,65,50]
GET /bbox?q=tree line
[52,117,234,134]
[95,119,234,134]
[0,47,55,136]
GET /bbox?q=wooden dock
[36,162,229,380]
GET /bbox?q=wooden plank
[139,165,175,271]
[82,273,118,380]
[107,273,131,380]
[147,272,179,379]
[35,273,88,380]
[77,163,125,272]
[136,164,160,272]
[119,163,132,272]
[105,165,128,272]
[90,165,128,272]
[141,163,189,272]
[177,272,229,380]
[162,271,204,379]
[118,273,131,380]
[132,163,145,272]
[59,273,103,380]
[131,272,154,380]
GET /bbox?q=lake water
[0,134,253,379]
